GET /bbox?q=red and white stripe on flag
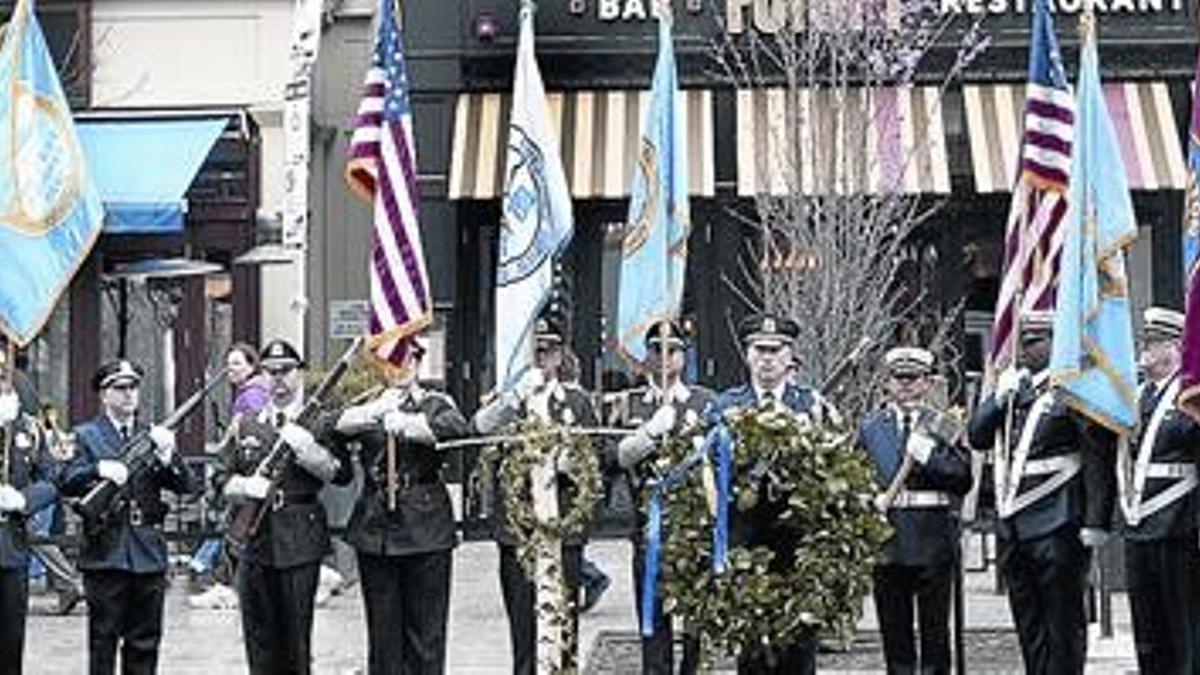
[345,0,432,366]
[987,70,1075,387]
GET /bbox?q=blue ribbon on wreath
[711,423,733,575]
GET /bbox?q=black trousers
[237,559,320,675]
[498,543,582,675]
[872,562,954,675]
[1126,537,1200,675]
[82,569,167,675]
[632,542,699,675]
[735,631,816,675]
[999,528,1090,675]
[357,549,452,675]
[0,568,28,675]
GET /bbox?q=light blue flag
[0,0,104,346]
[1049,23,1138,433]
[494,1,574,390]
[616,9,689,366]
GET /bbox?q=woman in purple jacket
[226,342,270,419]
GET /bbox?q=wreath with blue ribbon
[641,402,890,659]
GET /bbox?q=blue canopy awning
[76,117,228,234]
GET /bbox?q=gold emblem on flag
[2,81,82,235]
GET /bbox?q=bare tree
[710,0,987,416]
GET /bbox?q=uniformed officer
[613,319,710,675]
[330,339,470,674]
[61,359,196,675]
[473,302,599,675]
[1121,307,1200,673]
[214,339,341,675]
[0,351,57,675]
[713,312,839,675]
[859,347,972,675]
[967,311,1116,674]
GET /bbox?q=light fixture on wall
[474,11,500,43]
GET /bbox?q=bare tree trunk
[710,0,987,417]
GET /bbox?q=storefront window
[0,0,91,107]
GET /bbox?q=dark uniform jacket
[859,405,972,566]
[62,415,197,573]
[492,382,599,547]
[0,415,57,570]
[968,381,1116,542]
[214,407,334,569]
[331,387,470,556]
[610,382,714,530]
[1123,377,1200,542]
[713,383,835,557]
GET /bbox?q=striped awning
[448,90,715,200]
[736,86,951,196]
[965,81,1187,193]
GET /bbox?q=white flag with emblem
[494,0,574,392]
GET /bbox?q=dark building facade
[310,2,1198,408]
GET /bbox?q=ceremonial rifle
[224,337,363,550]
[75,370,228,523]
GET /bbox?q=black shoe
[580,572,610,613]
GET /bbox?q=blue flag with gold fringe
[0,0,104,346]
[616,8,689,366]
[1049,19,1138,433]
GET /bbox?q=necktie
[901,413,913,441]
[120,425,131,442]
[275,412,287,429]
[1140,384,1158,420]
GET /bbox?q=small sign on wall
[328,300,370,340]
[328,301,447,384]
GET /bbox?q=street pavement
[22,538,1139,673]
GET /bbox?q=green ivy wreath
[498,418,604,574]
[653,402,891,659]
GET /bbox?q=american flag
[986,0,1073,385]
[346,0,432,365]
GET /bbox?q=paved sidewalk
[21,539,1140,673]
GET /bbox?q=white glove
[906,433,937,465]
[995,367,1029,403]
[366,388,404,419]
[383,410,414,436]
[148,425,175,465]
[0,485,26,513]
[97,459,129,486]
[643,405,677,438]
[336,389,400,433]
[279,423,315,452]
[0,392,19,426]
[382,410,436,444]
[244,475,272,500]
[513,368,545,402]
[223,475,271,501]
[1079,527,1108,548]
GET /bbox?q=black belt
[271,491,319,511]
[370,466,441,491]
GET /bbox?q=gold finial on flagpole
[1078,1,1096,42]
